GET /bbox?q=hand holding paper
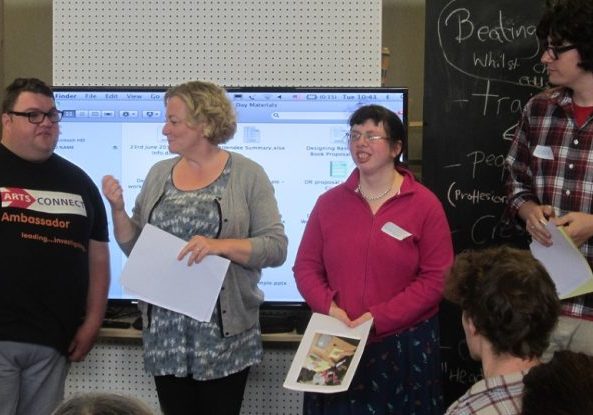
[553,211,593,248]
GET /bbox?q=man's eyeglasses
[346,131,388,143]
[542,42,577,60]
[7,110,63,124]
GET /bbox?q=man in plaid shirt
[443,246,560,415]
[505,0,593,359]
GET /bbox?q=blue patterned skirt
[303,316,442,415]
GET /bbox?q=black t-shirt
[0,144,108,354]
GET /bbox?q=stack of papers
[530,222,593,299]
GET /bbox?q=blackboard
[422,0,545,406]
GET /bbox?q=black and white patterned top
[143,158,262,380]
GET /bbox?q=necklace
[357,183,393,201]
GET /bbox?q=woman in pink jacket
[294,104,453,415]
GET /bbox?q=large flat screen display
[53,87,408,305]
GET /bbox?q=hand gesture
[101,175,125,212]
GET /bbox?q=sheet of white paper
[120,224,230,321]
[283,313,373,393]
[530,221,593,299]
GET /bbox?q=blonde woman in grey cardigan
[102,80,287,415]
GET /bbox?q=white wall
[2,0,427,162]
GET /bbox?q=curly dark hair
[348,104,406,166]
[444,246,560,359]
[536,0,593,72]
[522,351,593,415]
[2,78,54,114]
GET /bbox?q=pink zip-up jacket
[294,167,453,340]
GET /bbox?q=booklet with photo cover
[283,313,373,393]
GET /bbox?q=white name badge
[381,221,412,241]
[533,145,554,160]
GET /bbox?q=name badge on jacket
[381,222,411,241]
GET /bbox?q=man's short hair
[444,246,560,359]
[2,78,54,114]
[536,0,593,72]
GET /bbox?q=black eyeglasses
[7,110,63,124]
[542,42,577,60]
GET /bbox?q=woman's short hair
[164,80,237,145]
[348,104,406,166]
[52,393,154,415]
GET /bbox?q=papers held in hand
[530,221,593,299]
[120,224,230,321]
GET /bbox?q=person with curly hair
[505,0,593,359]
[102,80,287,415]
[443,246,560,415]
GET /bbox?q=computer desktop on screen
[53,86,408,305]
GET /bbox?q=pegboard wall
[56,2,381,411]
[66,340,302,414]
[53,0,382,87]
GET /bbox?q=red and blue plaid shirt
[506,87,593,320]
[445,371,525,415]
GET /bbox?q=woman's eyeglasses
[346,131,388,143]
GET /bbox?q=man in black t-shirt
[0,78,110,415]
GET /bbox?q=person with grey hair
[52,393,154,415]
[102,80,287,415]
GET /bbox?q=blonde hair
[165,80,237,145]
